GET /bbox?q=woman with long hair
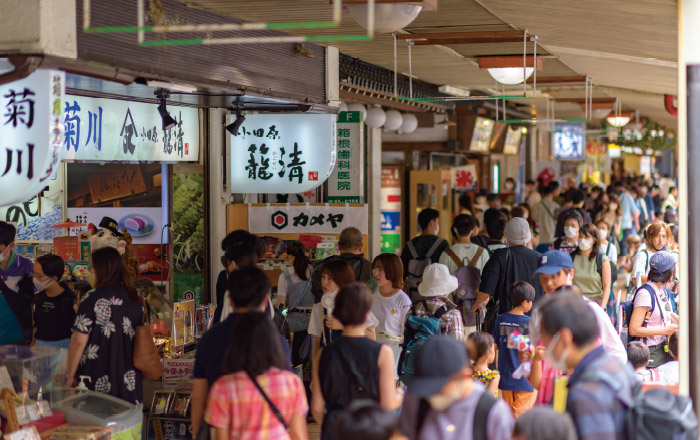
[66,247,145,406]
[312,283,401,440]
[32,254,76,349]
[206,313,308,440]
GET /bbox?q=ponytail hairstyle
[467,331,495,362]
[36,254,69,290]
[287,240,311,281]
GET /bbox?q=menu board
[469,117,495,152]
[503,126,524,155]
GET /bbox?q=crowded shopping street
[0,1,698,439]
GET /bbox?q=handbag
[133,299,163,380]
[247,372,289,432]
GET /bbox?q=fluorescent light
[146,80,197,93]
[438,85,470,96]
[606,116,630,127]
[487,67,534,85]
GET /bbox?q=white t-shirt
[307,291,378,337]
[371,289,412,336]
[601,241,618,264]
[632,247,679,286]
[657,360,679,385]
[438,243,490,275]
[276,266,312,299]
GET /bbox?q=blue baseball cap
[407,335,468,398]
[650,251,676,273]
[534,250,573,275]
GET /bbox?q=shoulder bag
[247,372,289,432]
[133,299,163,380]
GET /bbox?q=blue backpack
[620,284,655,343]
[398,301,453,384]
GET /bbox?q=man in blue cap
[530,250,626,364]
[399,335,514,440]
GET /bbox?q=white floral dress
[73,285,145,406]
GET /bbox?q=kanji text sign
[230,114,337,194]
[248,204,368,234]
[328,111,363,203]
[0,70,65,207]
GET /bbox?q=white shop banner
[230,113,337,194]
[248,204,368,234]
[63,95,200,162]
[452,164,478,192]
[0,69,65,207]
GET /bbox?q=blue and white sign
[552,123,585,160]
[381,211,401,233]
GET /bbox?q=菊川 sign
[0,69,65,207]
[328,111,364,203]
[230,113,337,194]
[63,95,200,163]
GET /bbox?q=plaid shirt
[206,367,308,440]
[567,346,636,440]
[413,297,464,341]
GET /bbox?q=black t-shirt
[193,313,291,386]
[478,246,544,313]
[33,288,76,341]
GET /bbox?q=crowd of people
[0,174,691,440]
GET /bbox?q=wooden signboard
[87,167,147,203]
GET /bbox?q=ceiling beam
[525,75,587,84]
[478,56,543,70]
[554,97,616,104]
[396,30,524,40]
[341,0,438,11]
[413,37,527,46]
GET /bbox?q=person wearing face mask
[629,251,679,368]
[595,219,619,265]
[538,292,634,440]
[554,189,591,240]
[549,210,582,254]
[31,254,76,349]
[632,222,676,288]
[399,336,514,440]
[0,221,34,346]
[572,224,612,315]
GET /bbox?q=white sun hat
[418,263,459,298]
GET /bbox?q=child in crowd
[628,341,658,383]
[333,401,407,440]
[620,234,642,273]
[513,407,578,440]
[492,281,536,417]
[658,332,680,385]
[467,332,500,396]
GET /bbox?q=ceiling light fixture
[479,56,541,85]
[347,3,423,33]
[226,106,246,136]
[487,67,534,85]
[156,92,178,131]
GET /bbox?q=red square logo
[185,143,189,155]
[308,171,319,181]
[388,195,401,202]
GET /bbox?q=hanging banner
[552,123,585,160]
[380,166,402,254]
[328,111,364,203]
[452,164,478,192]
[66,207,163,244]
[248,204,368,234]
[63,95,200,163]
[0,69,65,207]
[230,113,336,194]
[534,161,561,186]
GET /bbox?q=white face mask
[564,226,578,239]
[434,224,439,235]
[579,238,593,251]
[505,182,515,190]
[598,230,608,240]
[0,248,9,263]
[427,380,464,411]
[545,333,569,372]
[609,203,618,211]
[33,278,53,291]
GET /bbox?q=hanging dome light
[347,4,423,33]
[591,108,612,119]
[347,103,367,122]
[365,106,386,128]
[399,113,418,134]
[383,110,403,131]
[606,115,631,127]
[487,67,534,85]
[339,102,348,112]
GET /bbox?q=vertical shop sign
[230,113,336,194]
[451,164,478,192]
[380,166,402,254]
[0,69,65,207]
[328,111,364,203]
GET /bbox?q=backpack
[620,284,655,344]
[398,301,453,384]
[583,368,698,440]
[443,247,485,327]
[405,238,446,303]
[414,390,497,440]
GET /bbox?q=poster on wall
[503,126,524,155]
[230,113,337,194]
[248,204,368,235]
[62,95,200,162]
[66,207,163,244]
[534,161,561,186]
[452,165,478,192]
[380,166,402,254]
[328,111,364,203]
[552,123,585,160]
[469,118,495,152]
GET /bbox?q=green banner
[337,111,361,123]
[381,233,402,254]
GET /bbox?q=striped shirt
[567,346,635,440]
[206,367,308,440]
[413,296,464,341]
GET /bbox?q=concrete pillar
[367,127,382,260]
[0,0,76,58]
[208,108,229,307]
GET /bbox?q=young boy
[628,341,655,383]
[492,281,536,417]
[657,332,679,385]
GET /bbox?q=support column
[208,108,229,308]
[367,127,382,260]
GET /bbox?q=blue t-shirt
[492,312,533,392]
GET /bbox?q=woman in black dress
[65,247,145,406]
[311,283,401,440]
